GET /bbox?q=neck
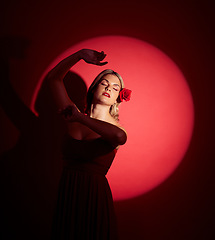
[90,103,111,121]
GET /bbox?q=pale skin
[47,49,127,148]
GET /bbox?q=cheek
[115,91,120,98]
[95,84,104,94]
[93,85,102,96]
[113,92,120,102]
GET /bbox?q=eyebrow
[101,78,121,88]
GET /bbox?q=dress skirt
[51,166,118,240]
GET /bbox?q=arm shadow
[0,36,87,239]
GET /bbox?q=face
[92,74,121,106]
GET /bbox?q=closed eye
[100,79,120,91]
[100,80,108,86]
[113,88,119,91]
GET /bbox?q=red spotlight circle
[32,36,194,201]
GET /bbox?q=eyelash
[101,82,119,91]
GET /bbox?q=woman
[48,49,130,240]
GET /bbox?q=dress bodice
[62,134,117,175]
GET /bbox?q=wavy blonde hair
[85,69,124,121]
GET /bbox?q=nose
[105,85,111,91]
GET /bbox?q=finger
[100,54,107,61]
[98,51,106,60]
[97,61,108,66]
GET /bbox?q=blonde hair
[85,69,124,121]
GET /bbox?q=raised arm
[48,49,127,147]
[47,49,107,110]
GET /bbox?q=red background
[1,0,214,239]
[42,36,194,201]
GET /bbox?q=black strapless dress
[51,135,118,240]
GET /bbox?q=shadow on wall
[0,36,87,240]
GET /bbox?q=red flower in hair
[119,88,132,102]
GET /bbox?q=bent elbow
[115,130,127,146]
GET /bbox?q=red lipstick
[103,92,110,98]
